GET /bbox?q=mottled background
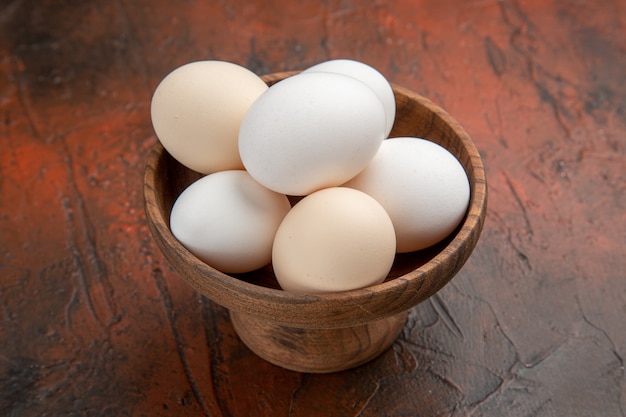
[1,1,624,416]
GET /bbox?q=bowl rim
[143,71,487,328]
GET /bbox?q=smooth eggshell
[344,137,470,252]
[303,59,396,137]
[170,170,291,273]
[239,72,387,196]
[151,61,268,174]
[272,187,396,293]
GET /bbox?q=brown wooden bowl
[143,71,487,373]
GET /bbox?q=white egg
[272,187,396,293]
[238,72,387,196]
[303,59,396,137]
[170,170,291,273]
[344,137,470,252]
[151,60,268,174]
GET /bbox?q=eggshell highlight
[151,61,268,174]
[170,170,291,273]
[303,59,396,137]
[239,72,387,196]
[344,137,470,252]
[272,187,396,293]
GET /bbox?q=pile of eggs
[150,59,470,293]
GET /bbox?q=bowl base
[230,310,407,373]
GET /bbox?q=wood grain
[230,311,408,373]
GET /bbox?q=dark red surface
[1,1,624,416]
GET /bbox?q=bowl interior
[143,72,487,328]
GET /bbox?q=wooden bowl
[143,72,487,373]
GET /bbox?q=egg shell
[272,187,396,293]
[344,137,470,252]
[170,170,291,273]
[303,59,396,137]
[238,72,387,196]
[151,60,268,174]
